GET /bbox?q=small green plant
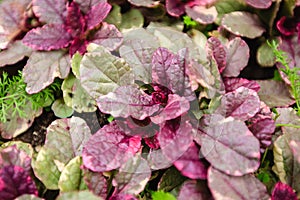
[0,71,60,123]
[268,40,300,116]
[151,190,177,200]
[183,15,197,29]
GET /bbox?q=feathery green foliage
[268,40,300,116]
[0,71,60,123]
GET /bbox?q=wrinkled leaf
[271,182,297,200]
[178,180,213,200]
[82,121,141,172]
[32,0,66,24]
[223,77,260,93]
[0,0,31,49]
[58,156,87,192]
[74,0,106,13]
[97,85,160,120]
[113,154,151,195]
[206,37,227,73]
[222,37,250,77]
[257,80,295,108]
[80,44,132,99]
[91,22,123,51]
[199,114,260,176]
[22,24,71,51]
[0,41,32,67]
[119,28,159,82]
[83,170,107,198]
[173,142,207,179]
[147,149,173,170]
[208,167,270,200]
[221,11,265,39]
[85,2,111,30]
[51,98,74,118]
[216,87,261,121]
[62,74,97,113]
[0,165,38,200]
[0,145,31,171]
[23,50,70,94]
[32,117,91,189]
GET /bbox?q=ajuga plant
[0,71,60,123]
[268,40,300,116]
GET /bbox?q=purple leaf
[173,142,208,179]
[0,0,31,49]
[245,0,272,9]
[32,0,67,24]
[185,5,217,24]
[0,165,38,200]
[97,85,160,120]
[85,2,111,30]
[147,149,173,170]
[83,170,107,199]
[178,180,213,200]
[222,37,250,77]
[128,0,160,7]
[144,135,160,149]
[82,122,141,172]
[74,0,107,13]
[23,51,70,94]
[113,154,151,195]
[22,24,71,51]
[109,193,138,200]
[151,94,190,124]
[199,114,260,176]
[69,37,89,56]
[91,22,123,51]
[221,11,266,39]
[165,0,186,17]
[206,37,226,73]
[290,141,300,164]
[216,87,261,121]
[271,182,297,200]
[0,145,31,172]
[152,48,195,100]
[65,2,86,37]
[223,77,260,93]
[158,117,193,163]
[248,102,275,153]
[208,167,270,200]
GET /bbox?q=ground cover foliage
[0,0,300,199]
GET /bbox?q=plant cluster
[0,0,299,200]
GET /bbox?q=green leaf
[51,98,74,118]
[80,44,133,99]
[32,117,91,189]
[183,16,197,28]
[151,191,176,200]
[58,156,87,192]
[257,41,276,67]
[62,74,96,113]
[158,167,186,192]
[119,9,144,32]
[71,52,83,79]
[105,5,122,28]
[56,191,103,200]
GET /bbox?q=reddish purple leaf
[223,77,260,93]
[151,94,190,124]
[222,37,250,77]
[152,48,195,100]
[178,180,213,200]
[173,142,208,179]
[85,2,111,30]
[206,37,226,73]
[208,167,270,200]
[69,37,89,56]
[22,24,71,51]
[199,114,260,176]
[165,0,186,17]
[97,85,160,120]
[82,122,141,172]
[245,0,272,9]
[83,170,107,199]
[271,182,297,200]
[32,0,67,24]
[74,0,107,13]
[91,22,123,51]
[144,134,160,149]
[109,193,138,200]
[147,149,173,170]
[65,2,86,37]
[0,165,38,200]
[216,87,261,121]
[158,117,193,163]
